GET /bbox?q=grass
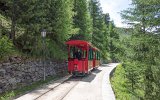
[111,64,133,100]
[111,64,145,100]
[0,73,68,100]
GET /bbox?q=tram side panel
[88,60,93,71]
[76,60,85,73]
[68,60,73,74]
[88,48,94,71]
[68,52,100,74]
[95,51,100,68]
[82,59,88,73]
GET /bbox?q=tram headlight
[74,64,78,70]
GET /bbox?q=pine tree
[1,0,21,43]
[108,21,119,62]
[49,0,75,43]
[89,0,106,55]
[71,0,92,41]
[120,0,160,99]
[101,13,110,61]
[1,0,77,57]
[13,0,52,52]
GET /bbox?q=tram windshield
[69,46,87,59]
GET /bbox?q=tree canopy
[0,0,116,61]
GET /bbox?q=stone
[8,78,17,85]
[16,78,21,83]
[0,64,2,68]
[0,89,2,93]
[0,60,66,93]
[0,69,6,77]
[2,63,10,66]
[0,79,7,91]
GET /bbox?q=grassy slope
[111,64,132,100]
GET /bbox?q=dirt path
[16,63,118,100]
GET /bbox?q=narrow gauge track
[34,76,83,100]
[58,78,80,100]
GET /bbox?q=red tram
[65,40,100,76]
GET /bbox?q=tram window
[70,47,83,60]
[70,46,80,59]
[96,52,98,60]
[93,51,96,59]
[82,50,87,59]
[69,47,74,58]
[88,48,93,60]
[74,49,82,60]
[95,51,100,60]
[97,52,100,60]
[95,51,97,60]
[91,50,93,59]
[69,46,87,59]
[88,50,90,60]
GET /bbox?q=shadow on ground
[81,68,102,83]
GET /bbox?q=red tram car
[65,40,100,76]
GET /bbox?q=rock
[2,63,10,66]
[16,78,21,83]
[8,78,17,85]
[0,64,2,68]
[0,79,7,91]
[0,69,6,77]
[0,60,66,93]
[9,56,22,63]
[0,89,2,93]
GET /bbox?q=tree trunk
[10,0,16,44]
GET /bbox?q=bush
[46,40,67,60]
[111,64,132,100]
[0,36,14,59]
[31,38,67,60]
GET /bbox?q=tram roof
[65,40,90,45]
[65,40,99,51]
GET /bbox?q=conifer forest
[0,0,160,99]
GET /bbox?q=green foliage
[71,0,92,41]
[0,36,14,59]
[111,64,134,100]
[89,0,112,61]
[27,37,67,60]
[108,21,120,62]
[49,0,76,43]
[0,0,76,60]
[0,0,114,61]
[116,0,160,99]
[0,91,15,100]
[111,64,144,100]
[116,30,160,99]
[46,40,67,60]
[90,0,105,48]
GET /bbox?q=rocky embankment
[0,57,67,93]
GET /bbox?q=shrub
[111,64,132,100]
[31,38,67,60]
[0,36,14,59]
